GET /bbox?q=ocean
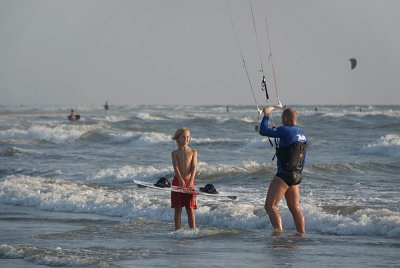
[0,104,399,268]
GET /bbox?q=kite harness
[276,141,308,172]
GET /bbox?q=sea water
[0,104,399,267]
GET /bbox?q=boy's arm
[171,151,185,187]
[188,149,197,188]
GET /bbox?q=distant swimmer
[68,109,80,121]
[104,101,109,111]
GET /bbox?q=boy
[171,127,198,230]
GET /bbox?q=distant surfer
[68,109,79,121]
[104,101,109,111]
[259,107,308,236]
[171,127,198,230]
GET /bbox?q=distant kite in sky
[349,58,357,70]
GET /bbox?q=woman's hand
[262,107,274,115]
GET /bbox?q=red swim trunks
[171,176,198,209]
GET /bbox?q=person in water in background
[171,127,198,230]
[69,109,77,121]
[259,106,308,235]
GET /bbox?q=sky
[1,0,399,106]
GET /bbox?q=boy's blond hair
[172,127,190,142]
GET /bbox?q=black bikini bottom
[276,172,302,186]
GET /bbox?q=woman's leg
[285,184,305,235]
[264,177,289,232]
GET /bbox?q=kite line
[265,18,281,106]
[249,0,272,112]
[226,0,283,118]
[226,1,262,115]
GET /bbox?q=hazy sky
[1,0,399,106]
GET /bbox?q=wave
[87,160,271,183]
[1,105,398,119]
[1,175,398,238]
[360,134,400,158]
[0,224,218,266]
[0,124,173,145]
[0,146,36,157]
[87,165,172,183]
[300,106,400,118]
[88,159,400,187]
[306,161,400,175]
[306,205,400,237]
[104,115,131,122]
[80,131,256,147]
[0,124,84,144]
[191,137,245,147]
[79,130,114,143]
[0,123,263,147]
[77,130,171,145]
[0,243,153,267]
[196,160,269,178]
[136,112,166,121]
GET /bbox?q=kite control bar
[257,101,283,115]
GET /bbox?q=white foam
[108,131,136,144]
[304,205,400,237]
[0,146,38,156]
[191,137,242,145]
[0,124,86,143]
[104,115,130,122]
[129,132,172,145]
[88,160,265,183]
[88,165,172,182]
[197,160,265,176]
[1,175,399,238]
[361,134,400,157]
[0,244,106,267]
[167,227,239,239]
[136,112,165,121]
[108,132,246,146]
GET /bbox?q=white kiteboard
[133,180,237,200]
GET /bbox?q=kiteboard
[133,180,237,200]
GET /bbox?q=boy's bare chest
[177,151,192,164]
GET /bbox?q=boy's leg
[264,176,289,232]
[285,184,305,235]
[185,207,196,229]
[174,207,182,230]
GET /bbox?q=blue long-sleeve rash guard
[259,115,307,173]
